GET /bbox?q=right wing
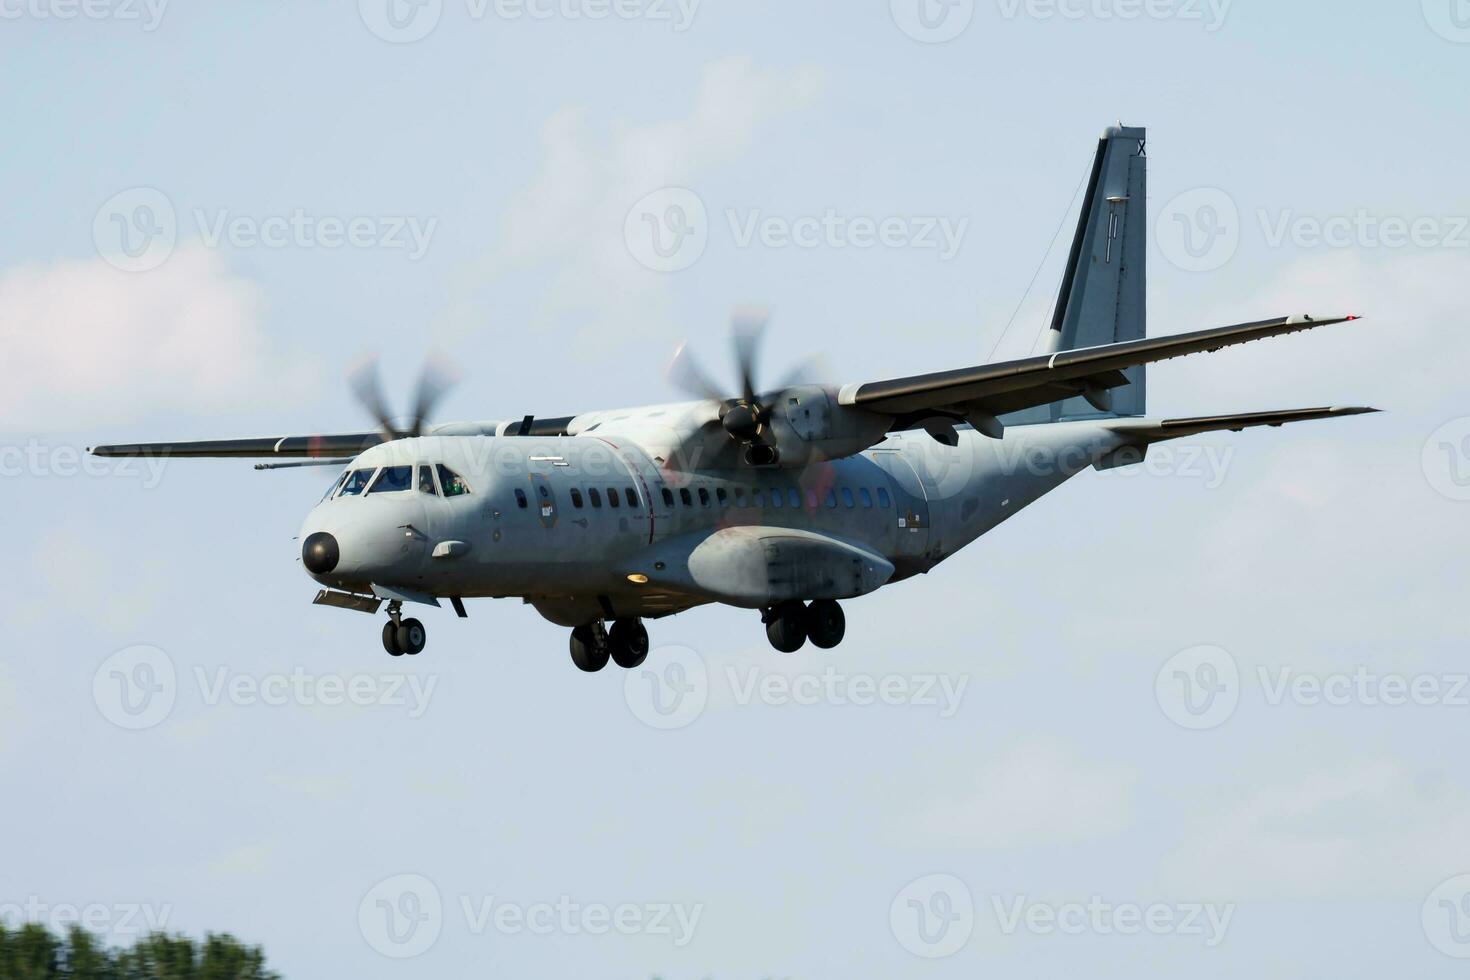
[90,432,387,459]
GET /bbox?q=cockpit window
[437,464,470,497]
[418,464,438,495]
[368,465,413,494]
[322,469,350,502]
[338,468,376,497]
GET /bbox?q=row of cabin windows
[659,485,891,511]
[511,485,641,510]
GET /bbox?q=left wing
[90,432,387,459]
[840,314,1363,428]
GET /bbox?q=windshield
[321,469,350,502]
[338,468,376,497]
[368,465,414,494]
[437,464,470,497]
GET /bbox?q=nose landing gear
[381,601,427,657]
[569,618,649,672]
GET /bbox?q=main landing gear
[381,600,427,657]
[764,599,845,653]
[569,618,650,673]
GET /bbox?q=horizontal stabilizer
[1110,405,1379,442]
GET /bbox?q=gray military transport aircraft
[92,125,1375,672]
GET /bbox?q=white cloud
[443,56,825,351]
[1164,761,1470,900]
[0,246,311,433]
[905,737,1137,847]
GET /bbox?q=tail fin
[1006,124,1148,423]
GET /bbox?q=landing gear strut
[569,618,649,672]
[381,600,426,657]
[764,600,846,653]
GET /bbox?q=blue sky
[3,1,1470,977]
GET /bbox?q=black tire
[608,619,650,669]
[569,624,610,672]
[765,602,807,653]
[396,618,427,656]
[806,599,845,649]
[383,621,405,657]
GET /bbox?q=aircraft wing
[1108,405,1380,442]
[840,314,1363,426]
[90,432,387,459]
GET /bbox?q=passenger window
[339,468,376,496]
[734,487,746,507]
[418,465,438,495]
[716,488,728,506]
[753,489,765,507]
[662,488,674,507]
[589,488,602,508]
[570,488,584,508]
[769,488,783,509]
[825,489,837,509]
[606,487,619,508]
[860,488,873,508]
[805,490,817,510]
[788,488,801,508]
[514,488,528,509]
[841,487,855,508]
[679,488,693,507]
[698,487,710,507]
[877,487,892,509]
[625,488,638,508]
[437,464,470,497]
[368,465,413,494]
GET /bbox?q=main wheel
[569,624,610,672]
[806,599,845,649]
[765,601,807,653]
[382,621,405,657]
[395,618,427,656]
[608,619,649,669]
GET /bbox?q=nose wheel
[381,602,426,656]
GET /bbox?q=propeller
[666,309,823,466]
[347,354,459,441]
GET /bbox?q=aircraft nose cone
[302,532,340,575]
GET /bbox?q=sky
[2,0,1470,976]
